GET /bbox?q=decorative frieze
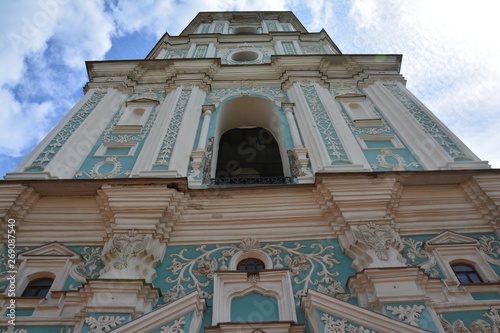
[162,238,346,303]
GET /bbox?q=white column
[197,105,214,150]
[282,103,303,148]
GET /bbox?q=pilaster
[45,88,127,179]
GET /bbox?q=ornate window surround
[424,232,498,285]
[16,243,82,297]
[212,270,297,325]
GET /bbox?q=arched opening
[237,258,265,271]
[451,263,483,284]
[216,127,284,181]
[21,277,54,297]
[211,96,291,185]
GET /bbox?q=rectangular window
[358,135,404,150]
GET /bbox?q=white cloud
[0,88,54,157]
[347,0,500,167]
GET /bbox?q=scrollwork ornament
[440,308,500,333]
[321,313,376,333]
[84,315,125,333]
[402,238,439,277]
[370,148,420,171]
[69,246,101,283]
[160,316,186,333]
[164,238,344,301]
[479,236,500,266]
[386,304,425,327]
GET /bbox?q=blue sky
[1,0,499,178]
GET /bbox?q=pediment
[125,98,160,106]
[301,289,432,333]
[18,242,81,260]
[424,231,479,250]
[110,291,205,333]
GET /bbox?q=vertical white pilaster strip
[168,86,207,176]
[287,82,331,172]
[11,88,96,175]
[365,82,452,170]
[283,104,303,148]
[197,108,214,150]
[315,85,370,170]
[206,43,216,58]
[186,43,197,58]
[46,88,127,179]
[131,89,180,176]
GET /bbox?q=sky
[0,0,499,179]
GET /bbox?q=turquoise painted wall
[231,292,279,322]
[75,90,166,178]
[149,311,194,333]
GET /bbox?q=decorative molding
[75,157,131,179]
[353,223,397,261]
[461,177,500,229]
[27,92,106,170]
[370,148,420,171]
[207,87,286,106]
[386,304,425,327]
[84,315,125,333]
[109,232,149,270]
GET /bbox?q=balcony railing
[210,176,293,185]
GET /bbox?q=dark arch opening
[215,127,285,183]
[237,258,265,271]
[21,278,54,297]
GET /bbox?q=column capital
[202,104,215,116]
[282,102,295,113]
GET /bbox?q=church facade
[1,11,500,333]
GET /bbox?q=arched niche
[212,96,291,181]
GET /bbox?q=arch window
[237,258,265,271]
[451,263,483,284]
[21,278,53,297]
